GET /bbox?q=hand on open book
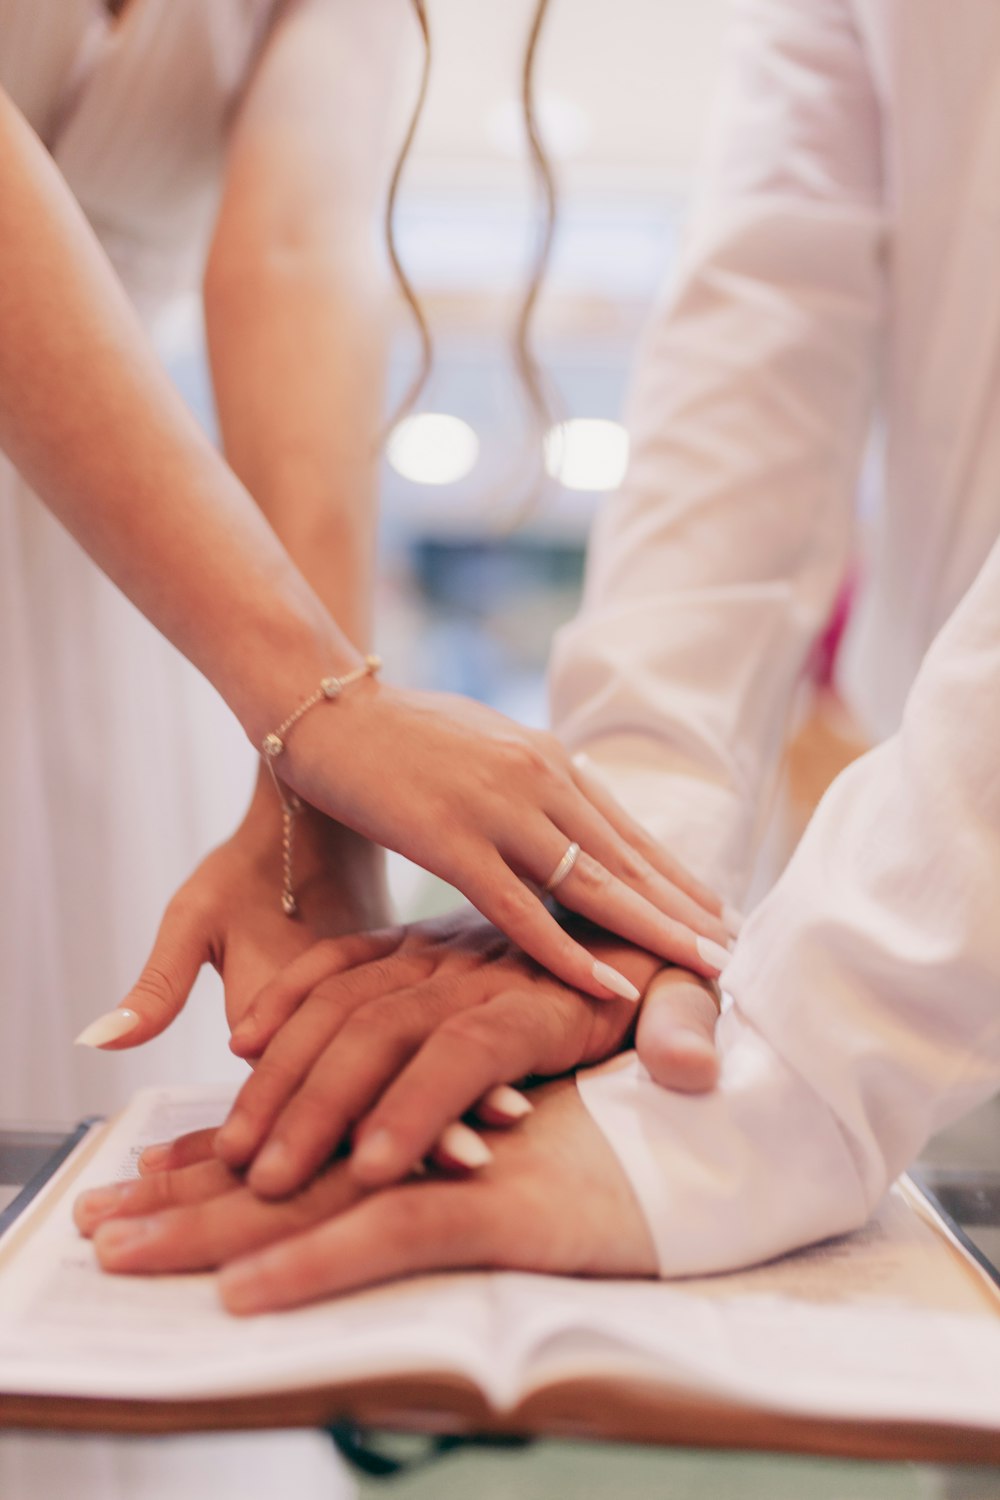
[136,911,720,1199]
[75,1079,660,1311]
[74,772,390,1052]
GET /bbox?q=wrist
[220,586,363,752]
[243,770,390,926]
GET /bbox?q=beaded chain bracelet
[260,654,382,917]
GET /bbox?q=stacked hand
[75,911,722,1310]
[75,703,729,1311]
[270,681,735,998]
[75,1079,660,1313]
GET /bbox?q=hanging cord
[383,0,434,433]
[505,0,562,523]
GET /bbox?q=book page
[0,1087,510,1407]
[1,1084,1000,1433]
[504,1185,1000,1428]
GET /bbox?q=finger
[571,753,741,933]
[75,1157,240,1236]
[138,1128,219,1175]
[74,897,212,1051]
[229,926,406,1058]
[540,840,731,982]
[218,1180,508,1314]
[546,791,731,947]
[216,948,443,1170]
[472,1084,534,1128]
[245,978,484,1199]
[216,993,358,1170]
[92,1164,366,1276]
[635,968,721,1092]
[350,990,570,1186]
[429,1121,494,1173]
[462,853,643,1004]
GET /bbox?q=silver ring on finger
[543,840,581,894]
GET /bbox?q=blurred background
[169,0,730,915]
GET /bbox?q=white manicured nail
[695,937,730,975]
[592,961,641,1002]
[436,1122,493,1170]
[74,1008,140,1048]
[482,1085,534,1121]
[723,903,746,939]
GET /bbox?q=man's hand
[136,910,721,1202]
[75,1080,659,1313]
[75,772,390,1050]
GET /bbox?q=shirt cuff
[576,1008,870,1277]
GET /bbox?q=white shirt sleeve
[579,530,1000,1273]
[554,0,1000,1273]
[550,0,887,900]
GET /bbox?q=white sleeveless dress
[0,0,281,1124]
[0,7,357,1493]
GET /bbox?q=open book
[1,1084,999,1461]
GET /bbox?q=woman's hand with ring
[276,682,736,1000]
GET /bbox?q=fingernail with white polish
[482,1084,534,1121]
[696,937,731,975]
[723,903,746,939]
[592,961,641,1003]
[74,1008,140,1048]
[436,1122,493,1171]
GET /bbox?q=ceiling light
[544,419,629,492]
[387,413,480,486]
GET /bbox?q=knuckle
[614,846,652,885]
[438,1009,514,1071]
[509,737,553,782]
[340,954,421,997]
[339,1001,418,1059]
[490,882,533,928]
[577,855,612,895]
[283,1078,338,1134]
[249,1050,300,1101]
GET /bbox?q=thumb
[635,967,721,1092]
[74,899,212,1050]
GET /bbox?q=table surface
[2,1103,999,1500]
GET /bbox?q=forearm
[203,0,417,652]
[0,89,359,740]
[204,240,388,651]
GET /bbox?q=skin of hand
[133,911,721,1201]
[275,688,734,1004]
[75,1079,660,1314]
[76,771,391,1051]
